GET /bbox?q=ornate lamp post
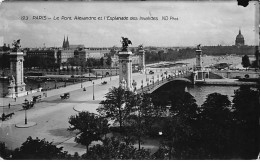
[93,82,95,100]
[2,104,4,121]
[44,82,47,97]
[141,80,143,93]
[81,70,83,88]
[89,68,91,81]
[24,98,28,124]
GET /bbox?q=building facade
[25,49,58,68]
[57,49,74,64]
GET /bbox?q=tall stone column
[138,49,145,73]
[119,51,133,90]
[6,52,26,97]
[196,49,202,71]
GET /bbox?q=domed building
[235,29,245,46]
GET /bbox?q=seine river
[1,79,239,106]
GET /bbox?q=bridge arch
[148,77,191,94]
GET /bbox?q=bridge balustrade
[136,69,192,94]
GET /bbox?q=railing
[136,70,192,94]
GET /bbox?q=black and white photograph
[0,0,260,160]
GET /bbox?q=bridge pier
[118,51,133,90]
[6,52,27,98]
[138,49,145,73]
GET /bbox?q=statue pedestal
[6,83,26,98]
[119,51,133,90]
[6,51,27,98]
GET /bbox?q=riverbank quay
[195,78,259,87]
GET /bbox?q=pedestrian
[8,103,10,108]
[14,97,16,102]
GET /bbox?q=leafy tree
[106,56,112,67]
[232,86,260,159]
[0,142,12,159]
[11,136,71,159]
[198,93,235,159]
[149,92,200,159]
[100,57,104,67]
[109,46,117,56]
[97,86,135,132]
[170,92,199,120]
[126,93,151,150]
[68,111,109,153]
[200,93,232,123]
[241,55,250,70]
[82,137,153,159]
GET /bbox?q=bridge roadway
[0,66,190,155]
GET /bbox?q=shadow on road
[43,100,102,104]
[48,128,76,138]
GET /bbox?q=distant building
[57,49,74,64]
[235,29,245,46]
[70,44,84,50]
[85,47,110,59]
[24,49,58,68]
[74,49,87,61]
[26,49,58,62]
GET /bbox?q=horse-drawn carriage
[32,95,41,103]
[1,112,15,121]
[60,93,70,99]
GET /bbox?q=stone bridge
[136,70,193,94]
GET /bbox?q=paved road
[0,71,167,154]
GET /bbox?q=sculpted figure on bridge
[121,37,132,51]
[197,44,202,50]
[12,39,21,52]
[9,75,15,86]
[138,44,144,50]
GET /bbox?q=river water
[187,85,239,106]
[0,80,67,97]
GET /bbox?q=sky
[0,1,258,48]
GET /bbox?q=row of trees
[1,85,259,159]
[145,48,196,64]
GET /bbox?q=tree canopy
[68,111,109,153]
[241,55,250,69]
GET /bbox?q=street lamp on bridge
[152,76,155,87]
[93,82,95,100]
